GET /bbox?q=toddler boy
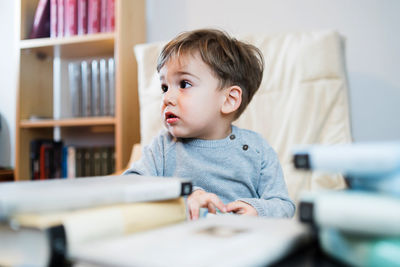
[125,29,295,219]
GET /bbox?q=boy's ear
[221,86,242,115]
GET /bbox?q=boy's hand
[226,201,258,216]
[187,190,227,220]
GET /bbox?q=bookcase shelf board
[20,33,115,58]
[20,117,116,128]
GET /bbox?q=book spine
[81,61,92,117]
[30,0,51,39]
[75,147,83,177]
[77,0,88,35]
[100,0,107,32]
[64,0,77,36]
[91,60,101,116]
[108,58,115,116]
[47,225,68,266]
[57,0,65,37]
[300,191,400,236]
[30,140,44,180]
[87,0,101,34]
[53,141,64,178]
[99,59,108,116]
[106,0,115,32]
[50,0,58,37]
[67,146,76,178]
[293,143,400,177]
[61,146,68,178]
[68,62,80,117]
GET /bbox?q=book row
[30,139,115,180]
[69,57,115,117]
[30,0,115,39]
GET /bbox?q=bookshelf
[15,0,146,180]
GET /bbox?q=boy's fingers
[189,203,200,220]
[207,203,216,214]
[226,201,241,212]
[208,194,227,213]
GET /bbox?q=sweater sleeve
[238,144,296,218]
[123,135,165,176]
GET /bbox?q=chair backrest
[133,30,352,203]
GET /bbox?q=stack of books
[0,175,192,266]
[30,0,115,39]
[293,142,400,266]
[68,57,115,118]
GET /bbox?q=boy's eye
[179,80,192,89]
[161,84,168,93]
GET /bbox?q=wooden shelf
[20,32,115,48]
[19,33,115,58]
[20,117,116,128]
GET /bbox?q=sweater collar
[179,125,239,148]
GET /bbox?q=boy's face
[159,52,228,139]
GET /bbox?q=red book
[106,0,115,32]
[50,0,58,37]
[40,144,52,180]
[88,0,101,34]
[65,0,77,36]
[57,0,65,37]
[100,0,107,32]
[29,0,50,39]
[77,0,88,35]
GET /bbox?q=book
[30,0,51,39]
[72,215,311,267]
[100,0,107,32]
[87,0,101,34]
[319,227,400,267]
[0,175,192,219]
[50,0,58,37]
[30,139,52,180]
[77,0,88,35]
[106,0,115,32]
[0,198,187,267]
[57,0,65,37]
[99,58,108,116]
[299,190,400,236]
[81,61,92,117]
[64,0,77,36]
[68,61,82,117]
[292,142,400,178]
[91,59,101,116]
[108,58,115,116]
[40,143,53,179]
[66,146,76,178]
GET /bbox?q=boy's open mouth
[165,112,179,124]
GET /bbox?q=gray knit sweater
[124,125,295,217]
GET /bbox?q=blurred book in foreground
[319,228,400,267]
[293,142,400,195]
[0,174,192,219]
[0,198,187,267]
[299,190,400,236]
[72,215,311,267]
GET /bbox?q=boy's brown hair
[157,29,264,119]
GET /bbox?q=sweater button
[243,144,248,151]
[230,134,236,140]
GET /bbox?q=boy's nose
[163,88,177,106]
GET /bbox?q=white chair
[129,30,352,204]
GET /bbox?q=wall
[0,1,17,167]
[147,0,400,142]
